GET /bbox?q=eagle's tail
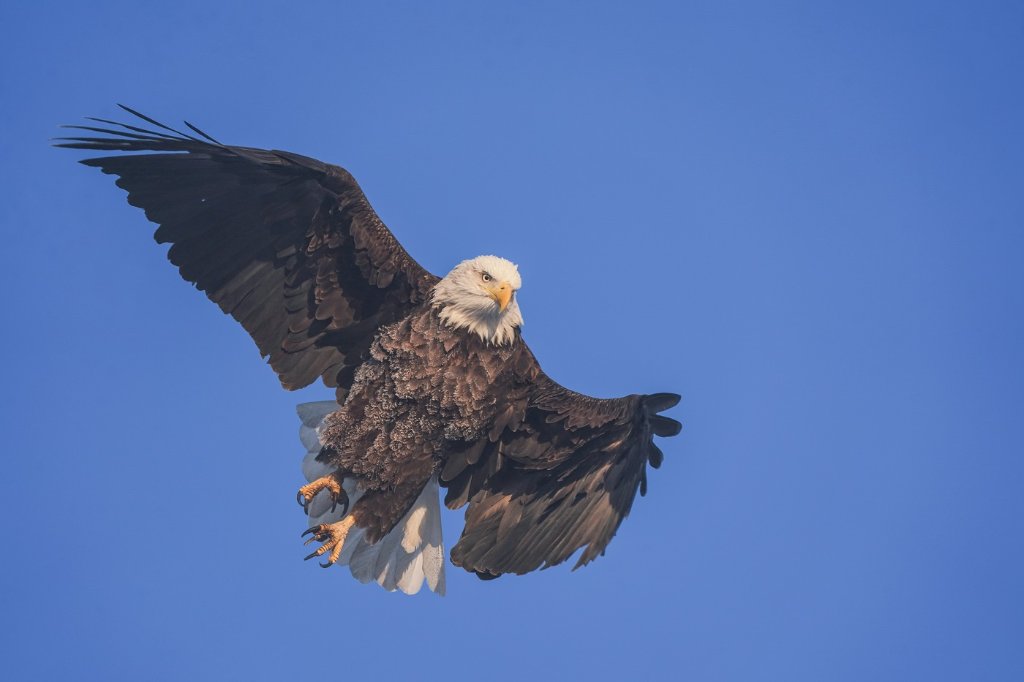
[296,402,446,596]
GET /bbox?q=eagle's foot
[302,516,357,568]
[296,473,348,516]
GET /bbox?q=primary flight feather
[58,106,682,595]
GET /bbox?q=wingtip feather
[649,415,682,437]
[644,392,681,412]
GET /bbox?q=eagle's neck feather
[431,292,523,346]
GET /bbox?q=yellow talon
[301,516,357,567]
[296,473,347,515]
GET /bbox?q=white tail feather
[296,402,446,596]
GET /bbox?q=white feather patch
[295,402,446,596]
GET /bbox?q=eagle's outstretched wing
[441,357,682,578]
[57,106,439,400]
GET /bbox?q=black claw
[301,527,317,539]
[297,491,308,511]
[325,490,350,517]
[304,551,320,561]
[319,561,332,568]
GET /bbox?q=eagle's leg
[301,482,427,568]
[296,471,349,516]
[302,515,357,567]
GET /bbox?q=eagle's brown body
[319,305,532,544]
[59,107,682,590]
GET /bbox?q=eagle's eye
[481,273,493,282]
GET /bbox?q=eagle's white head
[432,255,523,346]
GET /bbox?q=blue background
[2,1,1022,680]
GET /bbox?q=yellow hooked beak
[486,281,514,312]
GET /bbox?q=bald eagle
[59,107,682,595]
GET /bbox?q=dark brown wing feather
[58,106,439,399]
[443,348,682,578]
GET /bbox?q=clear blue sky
[2,1,1022,680]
